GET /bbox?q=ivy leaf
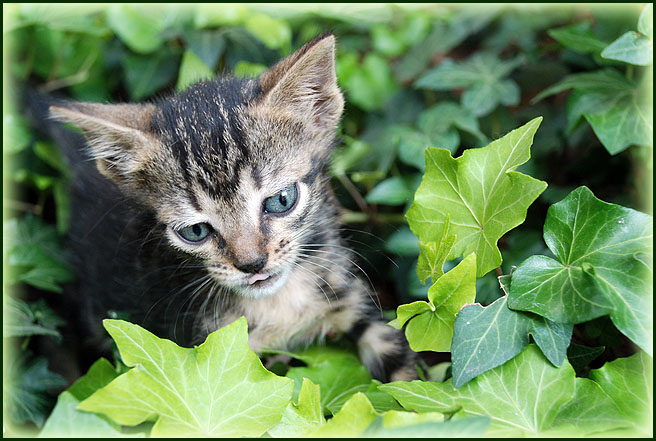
[244,14,291,50]
[4,354,67,427]
[397,254,477,352]
[78,318,293,437]
[3,297,64,339]
[176,49,214,92]
[406,117,547,277]
[365,176,415,206]
[601,31,653,66]
[310,393,378,437]
[121,50,179,101]
[380,345,576,436]
[638,4,653,38]
[40,359,128,438]
[508,186,653,355]
[534,69,652,154]
[547,378,631,436]
[548,21,608,55]
[268,378,325,438]
[415,53,524,117]
[363,415,490,438]
[416,216,456,284]
[106,4,164,54]
[588,351,653,434]
[452,295,572,387]
[285,356,371,416]
[566,343,605,375]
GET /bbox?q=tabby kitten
[48,34,418,382]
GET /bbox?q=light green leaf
[78,318,293,437]
[398,131,432,170]
[233,61,267,78]
[585,97,653,153]
[68,358,122,402]
[193,4,248,28]
[363,415,490,438]
[268,378,325,438]
[547,21,608,54]
[638,4,653,37]
[39,392,127,438]
[106,4,164,54]
[380,409,444,428]
[451,295,572,387]
[176,50,214,92]
[547,378,630,436]
[3,112,32,154]
[310,393,377,437]
[588,351,653,434]
[398,254,477,352]
[384,226,419,257]
[380,345,576,436]
[244,14,291,50]
[416,217,456,284]
[601,31,653,66]
[285,356,371,416]
[508,186,653,354]
[406,117,547,277]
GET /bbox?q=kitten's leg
[346,313,419,382]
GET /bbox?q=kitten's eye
[176,223,212,243]
[263,184,298,214]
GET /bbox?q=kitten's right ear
[49,102,157,183]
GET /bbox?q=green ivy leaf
[40,359,128,438]
[5,354,67,427]
[176,50,214,92]
[588,351,653,434]
[310,393,378,437]
[406,117,547,277]
[380,345,576,436]
[416,216,456,284]
[384,226,419,257]
[508,186,653,355]
[78,318,293,437]
[268,378,325,437]
[3,297,64,339]
[534,69,652,153]
[451,295,572,387]
[638,4,653,38]
[106,4,164,54]
[601,31,653,66]
[364,415,490,438]
[548,21,608,55]
[3,112,32,154]
[285,356,371,416]
[566,343,605,375]
[415,53,524,116]
[4,216,74,293]
[547,378,632,436]
[397,253,476,352]
[365,176,414,206]
[244,14,291,50]
[121,50,179,100]
[338,52,399,111]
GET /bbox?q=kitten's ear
[49,102,157,183]
[258,34,344,130]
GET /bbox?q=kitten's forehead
[151,78,261,200]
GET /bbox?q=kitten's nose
[234,256,267,274]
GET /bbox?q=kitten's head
[50,34,344,299]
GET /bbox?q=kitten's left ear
[257,34,344,131]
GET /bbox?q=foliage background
[2,3,652,437]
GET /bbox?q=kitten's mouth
[248,273,273,285]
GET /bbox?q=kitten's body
[44,35,417,382]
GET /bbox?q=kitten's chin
[229,270,291,299]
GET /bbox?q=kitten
[47,34,418,382]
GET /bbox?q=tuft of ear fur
[257,34,344,130]
[49,102,157,183]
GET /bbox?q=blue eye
[176,223,212,243]
[264,184,298,214]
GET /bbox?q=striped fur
[49,34,418,382]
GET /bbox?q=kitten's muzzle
[234,256,267,274]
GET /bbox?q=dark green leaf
[566,343,605,375]
[509,186,653,354]
[384,226,419,257]
[122,50,179,100]
[3,297,64,339]
[452,295,572,387]
[365,177,414,206]
[548,21,608,54]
